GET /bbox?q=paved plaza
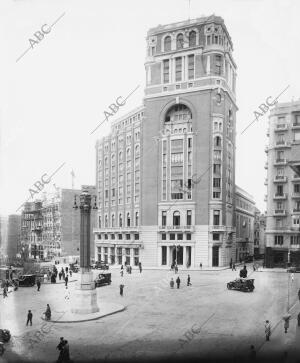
[1,266,300,362]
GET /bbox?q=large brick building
[94,15,239,268]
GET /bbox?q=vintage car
[94,273,111,287]
[91,261,109,270]
[227,278,255,292]
[18,274,36,287]
[69,263,80,273]
[287,266,300,273]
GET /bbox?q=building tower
[94,15,237,268]
[141,15,237,267]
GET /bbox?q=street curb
[41,305,126,323]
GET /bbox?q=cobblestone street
[1,267,300,362]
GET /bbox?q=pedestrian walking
[56,337,65,362]
[69,270,72,278]
[284,318,289,333]
[187,274,191,286]
[37,279,41,291]
[120,270,124,277]
[66,267,68,274]
[129,266,132,274]
[64,287,70,300]
[65,275,68,287]
[175,265,178,274]
[291,273,294,282]
[176,276,181,289]
[3,286,8,298]
[138,262,142,273]
[233,263,236,271]
[229,259,232,270]
[26,310,33,326]
[264,320,271,341]
[120,284,124,296]
[249,345,256,360]
[44,304,51,321]
[62,340,70,362]
[59,272,62,281]
[170,278,174,289]
[200,263,202,270]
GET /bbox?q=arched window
[111,214,115,227]
[135,212,139,226]
[127,213,130,227]
[164,36,171,51]
[189,31,196,47]
[165,104,192,123]
[105,215,108,228]
[176,33,184,49]
[214,136,222,147]
[119,214,123,227]
[111,154,115,165]
[135,144,140,157]
[173,211,180,226]
[104,157,108,167]
[119,151,123,162]
[126,148,130,160]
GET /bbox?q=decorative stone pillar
[71,190,99,314]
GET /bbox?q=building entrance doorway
[172,246,183,265]
[212,246,219,267]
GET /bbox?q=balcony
[264,162,268,169]
[275,124,288,131]
[274,210,286,216]
[273,175,287,183]
[93,227,140,233]
[158,225,195,232]
[273,193,287,200]
[264,178,268,186]
[292,208,300,214]
[209,225,227,232]
[264,145,268,153]
[292,122,300,130]
[274,158,287,166]
[292,192,300,198]
[274,141,290,148]
[292,175,300,182]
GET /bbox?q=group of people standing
[58,267,70,287]
[170,275,191,289]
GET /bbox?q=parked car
[0,329,10,357]
[91,261,109,270]
[94,273,111,287]
[227,278,255,292]
[69,263,80,273]
[287,266,300,273]
[18,274,36,287]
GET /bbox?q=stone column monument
[71,189,99,314]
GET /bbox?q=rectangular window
[126,234,130,240]
[213,210,220,226]
[188,55,195,80]
[134,234,139,240]
[118,234,122,240]
[178,234,183,240]
[213,164,221,174]
[162,234,166,240]
[161,246,167,265]
[215,54,222,75]
[170,233,175,240]
[175,57,182,82]
[213,178,221,188]
[294,184,300,193]
[111,234,115,240]
[162,211,167,226]
[187,210,192,226]
[213,233,220,241]
[186,233,191,240]
[274,235,283,245]
[163,59,170,83]
[213,191,221,198]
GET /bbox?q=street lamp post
[71,189,99,314]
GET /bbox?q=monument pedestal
[71,270,99,314]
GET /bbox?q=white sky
[0,0,299,216]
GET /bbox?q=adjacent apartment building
[94,15,239,267]
[21,186,96,260]
[265,101,300,267]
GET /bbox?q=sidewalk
[258,300,300,362]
